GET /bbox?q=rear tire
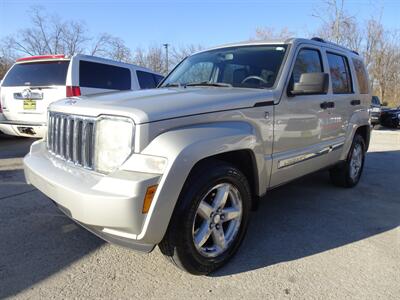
[159,160,251,275]
[329,134,366,188]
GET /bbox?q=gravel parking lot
[0,130,399,299]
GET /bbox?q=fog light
[142,185,158,213]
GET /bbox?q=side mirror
[290,73,329,96]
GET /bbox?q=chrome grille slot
[47,112,96,170]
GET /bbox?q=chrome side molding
[278,143,344,169]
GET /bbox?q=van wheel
[329,134,366,188]
[159,160,251,275]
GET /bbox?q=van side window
[352,58,369,94]
[327,53,353,94]
[79,61,131,90]
[137,71,157,89]
[292,49,323,83]
[153,74,164,86]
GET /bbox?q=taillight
[66,86,81,97]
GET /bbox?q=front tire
[329,134,366,188]
[159,160,251,275]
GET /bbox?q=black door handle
[351,100,361,106]
[320,101,335,109]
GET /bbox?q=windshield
[2,60,70,87]
[161,45,288,89]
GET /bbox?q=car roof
[14,54,162,76]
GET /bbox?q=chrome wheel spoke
[212,227,226,250]
[194,221,212,248]
[222,207,241,222]
[212,184,230,209]
[198,200,213,219]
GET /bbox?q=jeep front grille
[47,112,96,169]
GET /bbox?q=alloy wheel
[192,183,243,258]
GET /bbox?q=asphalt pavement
[0,130,399,299]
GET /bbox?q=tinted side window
[137,71,157,89]
[352,58,369,94]
[153,74,164,86]
[327,53,352,94]
[79,61,131,90]
[292,49,323,83]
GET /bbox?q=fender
[340,109,371,161]
[134,121,265,244]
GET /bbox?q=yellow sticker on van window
[23,99,36,110]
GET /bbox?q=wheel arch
[187,149,260,210]
[354,125,371,151]
[340,110,371,160]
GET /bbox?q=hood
[382,107,400,114]
[49,87,276,124]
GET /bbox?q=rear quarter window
[352,58,369,94]
[2,61,69,87]
[79,61,131,90]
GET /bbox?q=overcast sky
[1,0,399,49]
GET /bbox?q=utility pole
[163,43,169,74]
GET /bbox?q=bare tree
[0,41,18,79]
[253,27,294,40]
[170,44,203,66]
[3,7,89,56]
[61,20,89,56]
[311,0,400,107]
[312,0,363,51]
[0,55,13,80]
[90,33,132,62]
[3,6,131,63]
[131,44,203,75]
[132,45,164,74]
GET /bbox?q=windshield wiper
[185,81,232,88]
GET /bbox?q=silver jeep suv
[24,38,371,275]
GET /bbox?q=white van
[0,80,4,124]
[0,54,163,137]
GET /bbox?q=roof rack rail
[284,37,295,43]
[311,37,325,43]
[310,37,359,55]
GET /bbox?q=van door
[270,46,337,187]
[1,60,70,123]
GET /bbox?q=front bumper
[24,141,162,252]
[370,112,380,123]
